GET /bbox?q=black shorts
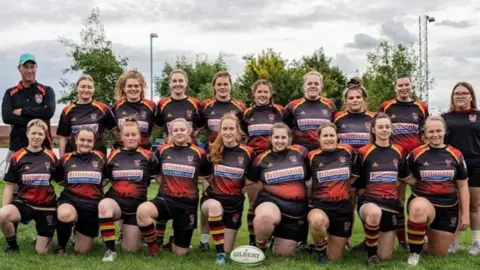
[200,190,244,230]
[151,195,198,248]
[105,189,144,226]
[357,200,404,232]
[12,200,56,238]
[254,190,308,242]
[467,163,480,187]
[58,193,100,238]
[407,195,459,233]
[309,199,354,238]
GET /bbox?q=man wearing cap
[2,53,56,152]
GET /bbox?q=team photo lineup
[0,52,479,268]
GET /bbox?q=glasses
[453,92,471,97]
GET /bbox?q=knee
[74,245,92,254]
[173,248,190,256]
[365,210,381,225]
[470,200,480,212]
[254,213,274,227]
[409,204,428,222]
[0,210,8,223]
[136,204,152,222]
[35,246,50,255]
[273,248,294,256]
[207,202,223,217]
[309,215,327,231]
[122,244,140,253]
[98,201,113,218]
[57,209,74,222]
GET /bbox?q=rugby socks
[139,223,158,251]
[200,234,210,244]
[56,221,72,250]
[5,234,18,248]
[472,230,480,244]
[364,222,380,257]
[156,221,166,245]
[99,218,116,252]
[313,239,327,255]
[247,208,255,244]
[396,214,407,244]
[208,215,225,254]
[407,220,427,254]
[255,239,267,252]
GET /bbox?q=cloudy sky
[1,0,479,124]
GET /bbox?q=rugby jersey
[333,111,375,150]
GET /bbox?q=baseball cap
[18,53,37,66]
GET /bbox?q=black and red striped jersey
[57,101,116,154]
[306,144,355,202]
[208,144,253,196]
[106,147,160,201]
[111,98,157,150]
[4,147,57,208]
[378,99,429,153]
[353,143,410,211]
[443,109,480,166]
[406,144,468,206]
[56,150,107,200]
[333,111,376,150]
[155,143,211,199]
[199,98,246,145]
[242,104,287,155]
[155,96,202,141]
[246,145,309,201]
[285,97,337,151]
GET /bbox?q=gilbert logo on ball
[230,245,266,266]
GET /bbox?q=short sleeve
[54,158,66,184]
[104,108,117,131]
[199,153,212,177]
[398,155,411,180]
[56,109,71,137]
[4,157,19,184]
[149,152,161,177]
[245,157,262,183]
[454,154,469,181]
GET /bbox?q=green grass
[0,181,476,270]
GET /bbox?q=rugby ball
[230,245,265,266]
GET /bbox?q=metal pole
[418,16,423,98]
[150,36,153,100]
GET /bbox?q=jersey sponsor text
[370,171,398,182]
[264,166,304,184]
[420,170,455,182]
[67,171,102,184]
[338,133,369,145]
[21,173,50,186]
[317,167,350,182]
[297,118,331,131]
[163,163,196,178]
[248,124,273,136]
[391,123,419,135]
[112,170,144,182]
[214,164,244,179]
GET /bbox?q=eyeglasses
[453,92,471,97]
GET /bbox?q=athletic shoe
[296,241,313,252]
[468,242,480,255]
[115,234,123,245]
[102,250,117,262]
[316,253,327,264]
[407,253,420,266]
[199,242,210,252]
[345,240,352,250]
[163,236,174,251]
[448,242,461,253]
[55,248,66,256]
[3,245,19,254]
[351,240,367,252]
[216,253,227,265]
[399,242,409,251]
[367,255,380,265]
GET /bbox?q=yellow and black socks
[407,220,427,254]
[209,215,225,254]
[139,223,158,251]
[396,214,407,244]
[247,208,255,244]
[365,222,380,257]
[99,218,116,252]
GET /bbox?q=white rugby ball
[230,245,265,266]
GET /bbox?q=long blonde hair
[209,113,244,163]
[114,70,147,100]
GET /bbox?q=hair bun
[347,76,363,87]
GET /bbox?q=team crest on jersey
[392,214,397,226]
[186,110,192,118]
[365,122,371,130]
[268,114,275,121]
[35,94,43,104]
[45,162,51,169]
[322,109,328,116]
[187,156,194,163]
[141,111,147,119]
[91,113,97,120]
[289,155,297,163]
[445,159,452,166]
[134,160,141,167]
[469,114,477,122]
[412,113,418,120]
[46,215,55,226]
[189,214,195,225]
[339,156,346,163]
[238,156,244,164]
[92,161,98,168]
[393,159,398,168]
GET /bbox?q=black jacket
[2,81,56,151]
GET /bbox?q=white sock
[200,234,209,244]
[472,230,480,244]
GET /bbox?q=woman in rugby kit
[98,117,160,262]
[198,71,246,250]
[201,113,253,265]
[405,116,469,265]
[241,79,287,246]
[57,75,116,157]
[55,127,108,255]
[306,123,357,264]
[352,113,411,265]
[111,70,157,150]
[0,119,57,254]
[136,118,211,257]
[378,74,429,248]
[154,69,202,145]
[442,82,480,254]
[247,123,309,256]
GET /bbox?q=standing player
[247,123,309,256]
[306,123,358,264]
[0,119,57,254]
[353,113,411,265]
[111,70,157,150]
[154,69,202,144]
[405,116,470,265]
[55,127,108,255]
[57,75,116,157]
[442,82,480,254]
[242,79,287,246]
[201,114,253,265]
[378,74,428,248]
[136,118,211,257]
[98,117,160,262]
[198,71,246,250]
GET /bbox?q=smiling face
[220,118,238,145]
[394,76,412,101]
[75,130,95,153]
[425,119,445,147]
[372,118,392,142]
[452,85,473,110]
[214,76,231,100]
[303,74,322,100]
[254,84,271,106]
[319,126,337,151]
[77,79,94,102]
[124,78,142,101]
[27,126,46,148]
[270,127,291,152]
[171,120,190,145]
[346,88,365,112]
[18,62,37,84]
[169,72,187,97]
[121,124,140,149]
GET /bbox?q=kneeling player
[0,120,57,254]
[247,123,309,256]
[306,123,358,264]
[405,116,469,265]
[136,118,211,256]
[98,117,160,261]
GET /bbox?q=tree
[58,8,128,105]
[362,41,432,110]
[155,53,229,102]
